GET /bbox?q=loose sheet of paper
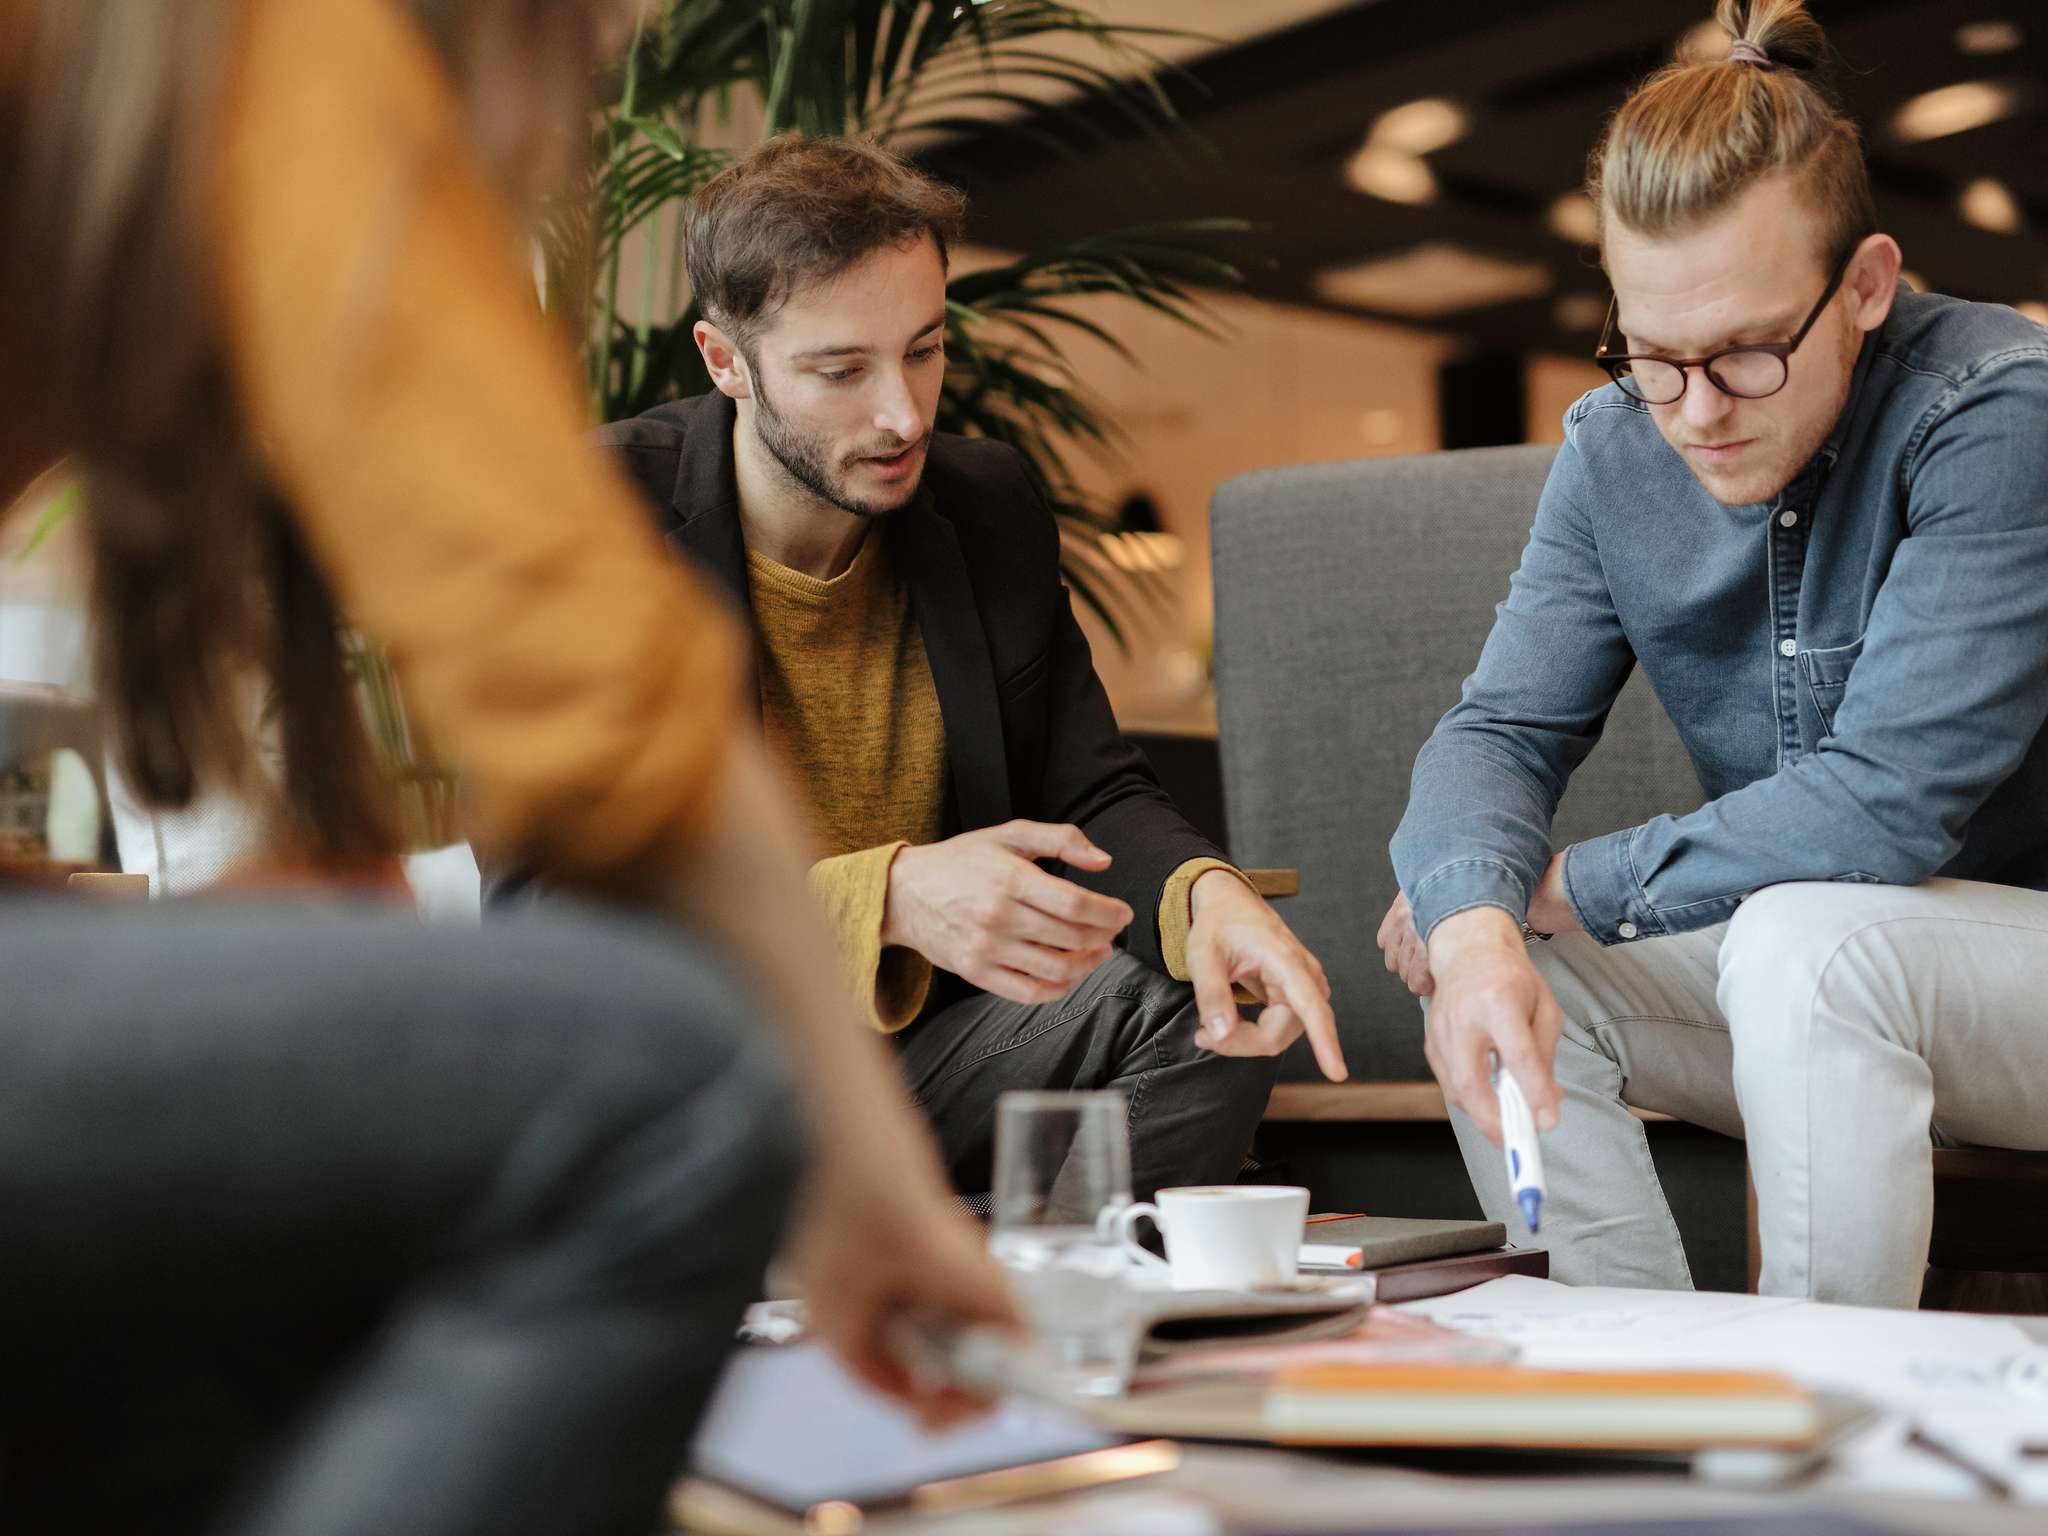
[1399,1276,2048,1501]
[1402,1275,1801,1367]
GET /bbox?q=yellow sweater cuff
[807,842,934,1032]
[1157,857,1254,982]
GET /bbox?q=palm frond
[948,221,1249,356]
[596,130,728,253]
[14,476,83,559]
[616,3,771,116]
[862,3,1204,150]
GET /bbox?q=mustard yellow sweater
[748,535,1233,1029]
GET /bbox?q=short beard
[749,363,924,519]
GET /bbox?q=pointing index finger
[1276,956,1347,1082]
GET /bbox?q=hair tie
[1727,38,1772,66]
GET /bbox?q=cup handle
[1114,1202,1170,1273]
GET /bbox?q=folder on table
[1264,1361,1828,1450]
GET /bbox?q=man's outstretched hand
[883,821,1132,1005]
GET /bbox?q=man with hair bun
[1382,0,2048,1306]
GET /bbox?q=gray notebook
[1303,1214,1506,1268]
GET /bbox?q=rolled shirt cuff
[1561,828,1664,945]
[1407,857,1530,946]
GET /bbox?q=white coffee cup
[1115,1184,1309,1290]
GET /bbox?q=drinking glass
[987,1090,1139,1396]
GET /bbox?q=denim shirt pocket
[1799,635,1865,741]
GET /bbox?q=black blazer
[597,390,1226,977]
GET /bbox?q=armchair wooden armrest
[1243,867,1299,899]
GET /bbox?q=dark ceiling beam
[920,0,2048,351]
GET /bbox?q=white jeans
[1444,878,2048,1307]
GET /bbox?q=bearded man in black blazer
[596,136,1345,1201]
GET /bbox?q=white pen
[1491,1052,1546,1233]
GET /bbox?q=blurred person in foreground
[1380,0,2048,1307]
[0,1,1011,1532]
[558,136,1347,1205]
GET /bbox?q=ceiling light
[1369,98,1468,156]
[1100,532,1184,574]
[1342,97,1468,202]
[1546,192,1600,246]
[1960,178,2023,234]
[1553,293,1610,332]
[1892,80,2027,142]
[1678,20,1731,61]
[1344,144,1436,204]
[1315,243,1553,319]
[1955,20,2023,55]
[2017,301,2048,327]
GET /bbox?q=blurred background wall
[5,0,2041,762]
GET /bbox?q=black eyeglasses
[1594,248,1855,405]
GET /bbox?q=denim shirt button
[1778,638,1797,658]
[1779,509,1798,527]
[1617,921,1639,940]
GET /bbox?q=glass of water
[987,1090,1139,1397]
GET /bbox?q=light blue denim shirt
[1392,287,2048,945]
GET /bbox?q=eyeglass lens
[1620,349,1789,404]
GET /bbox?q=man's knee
[1214,1029,1287,1102]
[1115,967,1285,1121]
[1718,881,1908,1055]
[1517,932,1619,1061]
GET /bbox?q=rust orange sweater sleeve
[210,0,745,882]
